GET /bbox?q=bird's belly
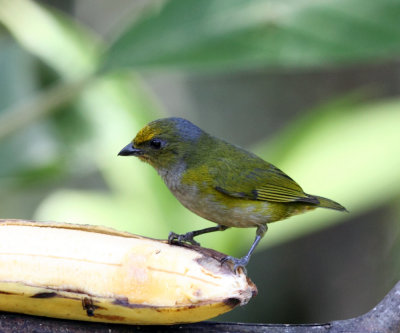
[170,184,275,228]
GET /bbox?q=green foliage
[0,0,400,255]
[103,0,400,71]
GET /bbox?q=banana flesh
[0,219,256,325]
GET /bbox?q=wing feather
[212,154,317,204]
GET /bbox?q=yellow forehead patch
[133,125,160,145]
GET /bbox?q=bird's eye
[149,139,162,149]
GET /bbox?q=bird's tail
[312,195,348,212]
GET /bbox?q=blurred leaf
[0,78,91,141]
[253,98,400,249]
[0,120,57,178]
[259,93,369,162]
[103,0,400,72]
[0,0,100,140]
[0,36,38,110]
[12,162,64,186]
[0,0,100,79]
[0,35,46,183]
[35,189,169,237]
[51,103,91,147]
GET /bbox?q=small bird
[119,117,347,271]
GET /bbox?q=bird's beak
[118,143,144,156]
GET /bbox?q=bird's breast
[159,166,278,227]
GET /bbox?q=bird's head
[118,117,204,170]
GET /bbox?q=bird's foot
[168,231,200,246]
[221,255,249,274]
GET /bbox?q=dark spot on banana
[82,297,97,316]
[31,292,58,298]
[223,297,241,308]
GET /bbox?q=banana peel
[0,219,257,325]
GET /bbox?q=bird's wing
[213,159,318,204]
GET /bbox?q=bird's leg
[168,225,229,246]
[222,224,268,273]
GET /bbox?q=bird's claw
[168,231,200,246]
[221,255,249,274]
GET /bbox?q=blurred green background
[1,0,400,324]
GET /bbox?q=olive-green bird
[119,117,347,271]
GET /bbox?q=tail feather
[312,195,348,212]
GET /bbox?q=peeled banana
[0,219,256,325]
